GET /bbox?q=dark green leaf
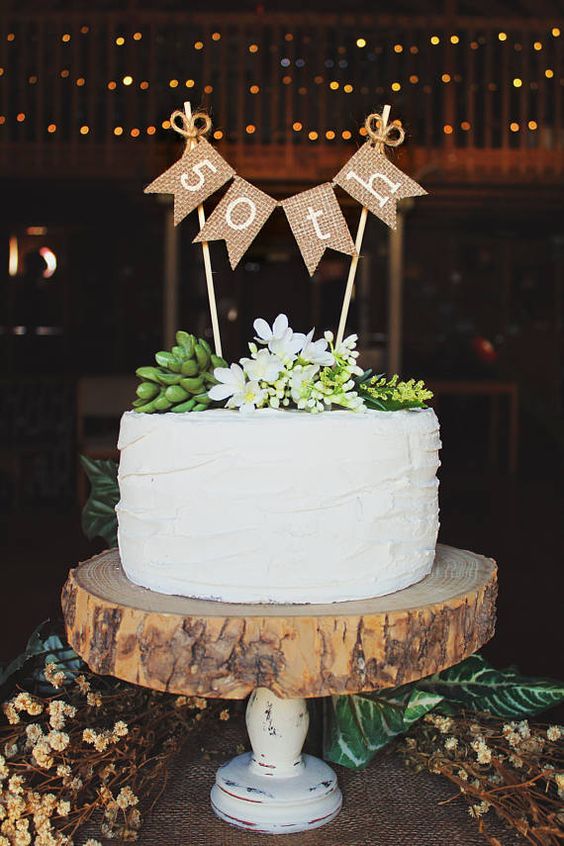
[80,456,119,547]
[323,685,443,768]
[418,653,564,718]
[0,620,50,687]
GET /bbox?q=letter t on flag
[281,183,355,276]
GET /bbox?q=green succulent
[132,331,227,414]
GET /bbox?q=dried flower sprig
[400,710,564,846]
[1,659,226,845]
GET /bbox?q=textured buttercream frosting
[116,408,441,603]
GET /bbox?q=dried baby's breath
[402,710,564,845]
[1,661,224,843]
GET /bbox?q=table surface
[62,544,497,699]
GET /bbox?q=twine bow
[170,109,212,144]
[365,112,405,152]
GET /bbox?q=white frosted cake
[116,407,440,604]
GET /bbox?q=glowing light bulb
[510,122,519,132]
[393,44,403,53]
[146,126,156,135]
[16,112,25,122]
[534,41,542,50]
[47,123,56,133]
[391,81,401,91]
[114,126,123,136]
[308,131,318,140]
[204,84,213,93]
[442,73,451,83]
[325,130,335,140]
[498,32,507,41]
[513,78,523,87]
[122,75,133,86]
[130,128,140,138]
[282,75,292,84]
[342,130,352,140]
[329,80,339,90]
[409,74,419,83]
[140,81,149,90]
[292,122,302,131]
[169,79,178,88]
[343,83,353,93]
[461,121,471,130]
[246,124,256,134]
[194,41,204,50]
[356,37,366,48]
[212,32,221,41]
[161,120,171,129]
[528,120,538,130]
[552,27,560,37]
[443,124,453,134]
[450,35,460,44]
[545,68,554,78]
[80,125,89,135]
[248,43,258,53]
[185,79,195,88]
[430,35,440,45]
[76,77,85,86]
[213,129,223,139]
[249,84,260,94]
[133,32,142,41]
[61,33,71,43]
[115,36,125,46]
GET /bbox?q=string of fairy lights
[0,24,562,141]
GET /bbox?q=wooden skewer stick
[184,101,223,357]
[336,103,391,347]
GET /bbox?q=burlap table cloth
[131,714,523,846]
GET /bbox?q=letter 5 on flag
[333,143,426,229]
[193,177,277,269]
[281,183,355,276]
[144,137,235,226]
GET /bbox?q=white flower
[253,313,306,362]
[300,329,335,366]
[208,364,247,403]
[290,364,319,405]
[230,380,267,413]
[209,364,267,412]
[253,313,290,344]
[241,348,284,383]
[269,329,306,362]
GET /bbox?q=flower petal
[208,384,235,401]
[213,367,235,384]
[272,314,289,338]
[253,318,272,341]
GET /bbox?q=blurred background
[1,0,563,678]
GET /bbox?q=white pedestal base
[211,688,342,834]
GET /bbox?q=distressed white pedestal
[211,688,342,834]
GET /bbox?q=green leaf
[323,685,443,769]
[80,456,119,547]
[417,653,564,718]
[0,620,50,688]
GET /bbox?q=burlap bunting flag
[144,137,235,226]
[333,142,426,229]
[281,183,355,276]
[193,177,277,269]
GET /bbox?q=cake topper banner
[281,183,356,276]
[144,103,427,350]
[194,177,277,269]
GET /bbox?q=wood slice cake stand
[61,543,497,835]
